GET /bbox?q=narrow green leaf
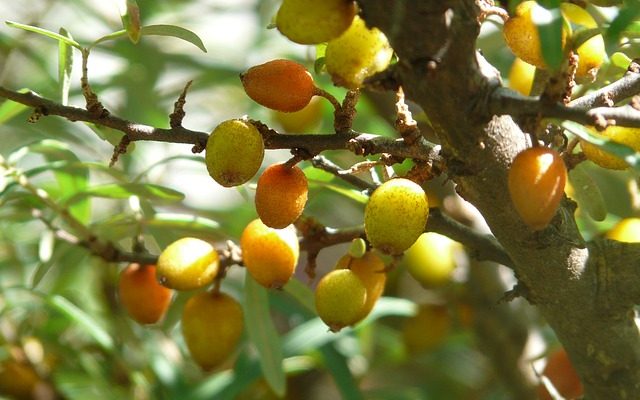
[319,344,364,400]
[244,275,286,397]
[611,52,633,69]
[5,21,82,49]
[0,88,29,124]
[532,2,564,71]
[568,163,607,221]
[117,0,142,44]
[91,30,129,48]
[133,155,205,182]
[282,278,315,314]
[58,28,74,106]
[605,3,640,53]
[309,179,369,204]
[47,295,114,351]
[63,183,184,205]
[140,25,207,53]
[146,212,220,231]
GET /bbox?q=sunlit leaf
[5,21,82,49]
[58,28,74,105]
[117,0,142,44]
[533,2,564,71]
[140,25,207,52]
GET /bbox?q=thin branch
[569,63,640,109]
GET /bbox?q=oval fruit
[276,0,357,45]
[364,178,429,255]
[580,126,640,170]
[156,237,219,290]
[402,304,451,354]
[508,147,567,230]
[315,269,367,332]
[205,119,265,187]
[335,251,386,321]
[605,218,640,242]
[404,232,460,287]
[560,3,605,80]
[508,57,536,96]
[241,59,316,113]
[537,348,583,400]
[273,97,324,133]
[325,16,394,89]
[255,163,308,229]
[119,263,173,324]
[240,219,299,288]
[181,291,244,370]
[503,1,567,69]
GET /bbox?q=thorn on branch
[170,80,193,129]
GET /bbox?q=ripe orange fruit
[508,147,567,230]
[118,263,173,324]
[364,178,430,255]
[240,219,299,288]
[181,291,244,370]
[156,237,219,290]
[241,59,316,113]
[255,163,308,229]
[315,269,367,332]
[537,348,583,400]
[335,251,386,321]
[276,0,357,45]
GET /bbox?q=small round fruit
[156,237,219,290]
[241,219,299,288]
[508,57,536,96]
[508,147,567,230]
[404,232,460,287]
[560,3,605,80]
[335,251,386,321]
[537,348,583,400]
[402,304,451,354]
[181,291,244,371]
[325,16,394,89]
[276,0,357,45]
[205,119,265,187]
[364,178,430,255]
[605,218,640,242]
[315,269,367,332]
[580,126,640,170]
[119,263,173,324]
[255,163,308,229]
[273,97,324,133]
[503,1,567,69]
[241,60,316,113]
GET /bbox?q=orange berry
[241,59,316,113]
[255,163,308,229]
[181,291,244,371]
[537,348,583,400]
[335,251,386,322]
[508,147,567,230]
[118,263,173,324]
[240,219,299,288]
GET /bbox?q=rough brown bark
[357,1,640,398]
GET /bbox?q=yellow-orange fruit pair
[508,147,567,230]
[240,219,299,288]
[336,251,386,322]
[181,291,244,371]
[364,178,429,255]
[276,0,357,45]
[118,263,173,324]
[241,59,316,113]
[537,348,583,400]
[205,119,265,187]
[255,163,308,229]
[315,269,367,332]
[156,237,219,290]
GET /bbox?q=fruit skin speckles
[205,119,264,187]
[508,147,567,231]
[335,251,386,322]
[241,59,316,113]
[181,291,244,371]
[364,178,429,255]
[255,163,308,229]
[156,237,219,291]
[276,0,357,45]
[315,269,367,332]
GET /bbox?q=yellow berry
[508,147,567,230]
[205,119,265,187]
[119,263,173,324]
[241,59,316,113]
[580,126,640,170]
[156,237,219,290]
[404,232,460,287]
[315,269,367,332]
[364,178,429,255]
[508,57,536,96]
[560,3,606,80]
[335,251,386,321]
[325,16,394,89]
[402,304,451,354]
[240,219,299,288]
[273,97,324,133]
[276,0,357,45]
[181,291,244,371]
[605,218,640,242]
[255,163,308,229]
